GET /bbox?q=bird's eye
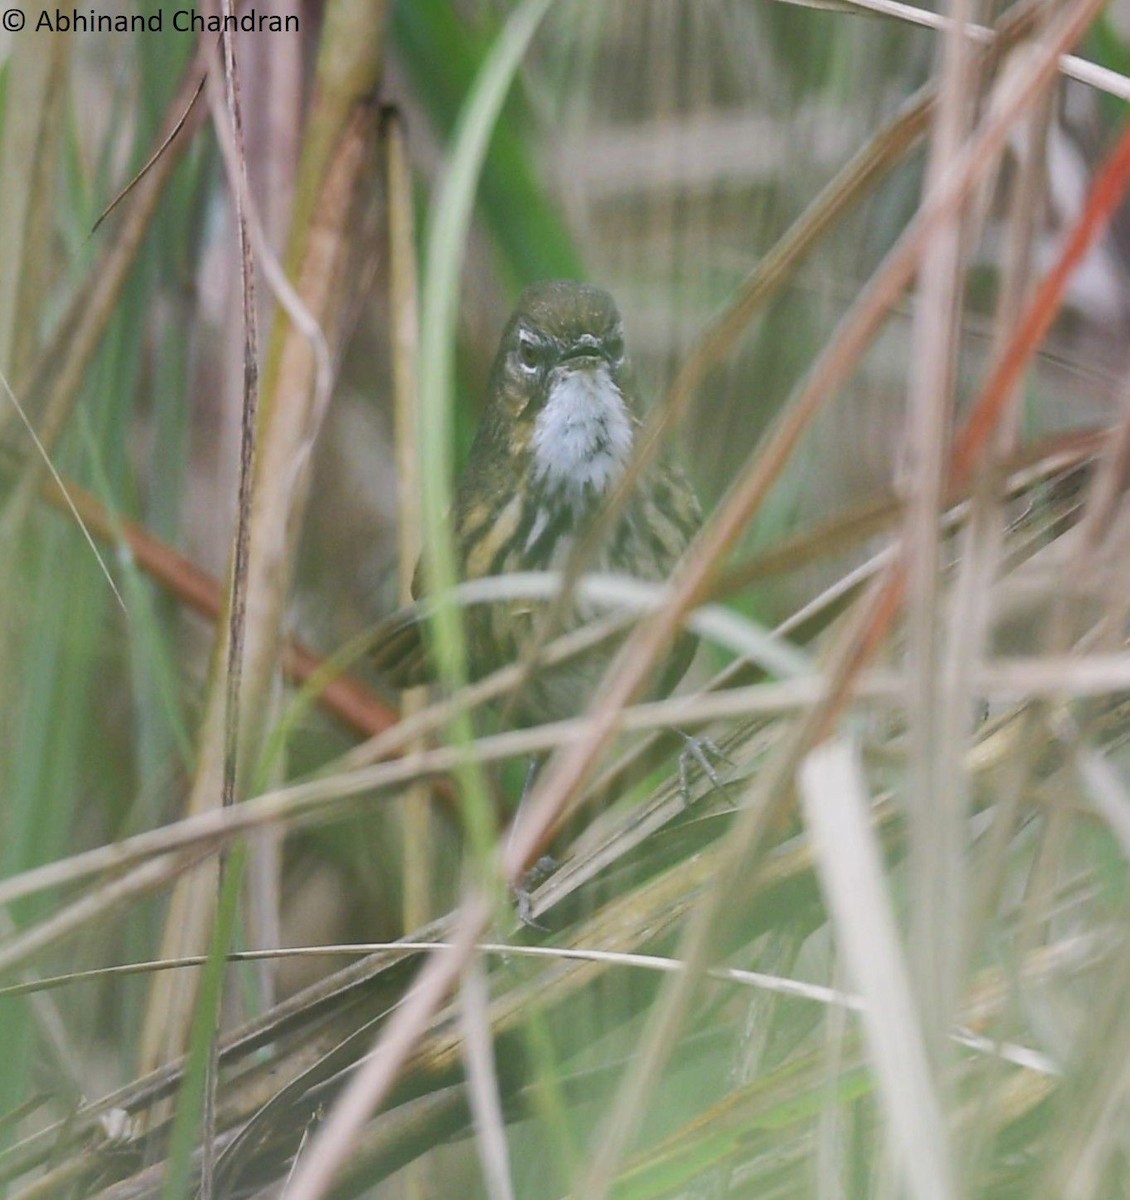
[516,331,542,372]
[606,327,625,362]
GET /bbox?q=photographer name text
[27,7,298,32]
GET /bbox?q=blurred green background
[3,1,1130,1196]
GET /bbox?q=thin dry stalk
[901,0,976,1072]
[383,105,433,931]
[952,47,1055,1182]
[197,12,260,1192]
[801,738,956,1200]
[459,957,515,1200]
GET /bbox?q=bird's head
[486,281,636,506]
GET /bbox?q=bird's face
[487,282,635,510]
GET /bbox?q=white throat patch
[530,364,633,508]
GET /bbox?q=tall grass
[2,1,1130,1198]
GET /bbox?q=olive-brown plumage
[372,281,702,724]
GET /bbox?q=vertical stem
[383,108,433,932]
[902,0,975,1078]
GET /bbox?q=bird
[371,280,704,729]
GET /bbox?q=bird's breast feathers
[530,364,634,507]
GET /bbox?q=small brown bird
[372,280,703,727]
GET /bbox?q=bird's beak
[559,334,607,367]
